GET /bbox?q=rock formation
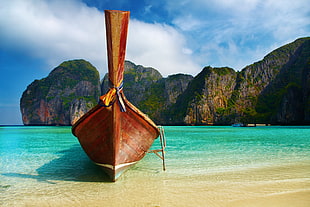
[20,37,309,125]
[101,61,193,123]
[101,60,163,106]
[167,66,237,125]
[169,37,310,125]
[20,59,100,125]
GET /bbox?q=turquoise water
[1,126,310,206]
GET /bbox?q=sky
[0,0,309,125]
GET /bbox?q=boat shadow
[3,144,112,183]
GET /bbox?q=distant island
[20,37,310,125]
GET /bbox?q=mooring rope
[148,126,166,171]
[99,80,126,112]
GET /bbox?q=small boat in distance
[232,123,246,127]
[72,10,162,181]
[232,123,257,127]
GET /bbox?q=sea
[0,126,309,207]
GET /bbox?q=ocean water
[0,126,309,207]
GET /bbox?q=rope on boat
[99,80,126,112]
[148,126,166,171]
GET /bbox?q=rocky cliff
[20,59,100,125]
[137,37,309,125]
[101,60,163,106]
[254,37,310,124]
[169,37,310,125]
[166,66,237,125]
[20,37,309,125]
[101,61,193,123]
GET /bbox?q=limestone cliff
[20,59,100,125]
[101,37,310,125]
[101,61,193,123]
[20,37,310,126]
[167,67,236,125]
[140,73,193,123]
[166,37,309,125]
[254,37,310,124]
[101,60,163,106]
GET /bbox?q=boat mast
[104,10,130,168]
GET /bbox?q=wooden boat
[72,10,160,181]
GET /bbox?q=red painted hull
[72,10,159,181]
[72,93,159,181]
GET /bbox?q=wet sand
[1,126,309,206]
[1,162,309,207]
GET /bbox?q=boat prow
[72,93,160,181]
[95,162,137,181]
[71,10,161,181]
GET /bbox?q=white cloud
[0,0,200,78]
[165,0,310,70]
[0,0,308,79]
[172,15,204,31]
[0,0,106,74]
[127,20,200,76]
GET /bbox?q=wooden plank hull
[72,93,160,181]
[72,10,160,181]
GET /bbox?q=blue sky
[0,0,309,125]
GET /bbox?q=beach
[1,126,309,206]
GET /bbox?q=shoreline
[1,160,309,207]
[1,125,309,207]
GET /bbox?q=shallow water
[1,126,309,206]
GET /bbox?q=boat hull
[72,93,159,181]
[95,161,137,181]
[72,10,160,181]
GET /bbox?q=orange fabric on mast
[100,10,129,110]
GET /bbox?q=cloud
[0,0,106,73]
[0,0,200,78]
[127,20,200,76]
[0,0,308,78]
[164,0,310,70]
[172,15,204,31]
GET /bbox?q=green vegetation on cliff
[167,66,209,124]
[21,37,310,125]
[254,37,310,124]
[58,60,99,86]
[20,59,100,125]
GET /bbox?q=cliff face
[166,67,236,125]
[140,73,193,123]
[164,37,309,125]
[20,60,100,125]
[253,37,310,124]
[303,62,310,122]
[186,67,237,125]
[101,61,193,123]
[102,61,163,106]
[21,37,309,126]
